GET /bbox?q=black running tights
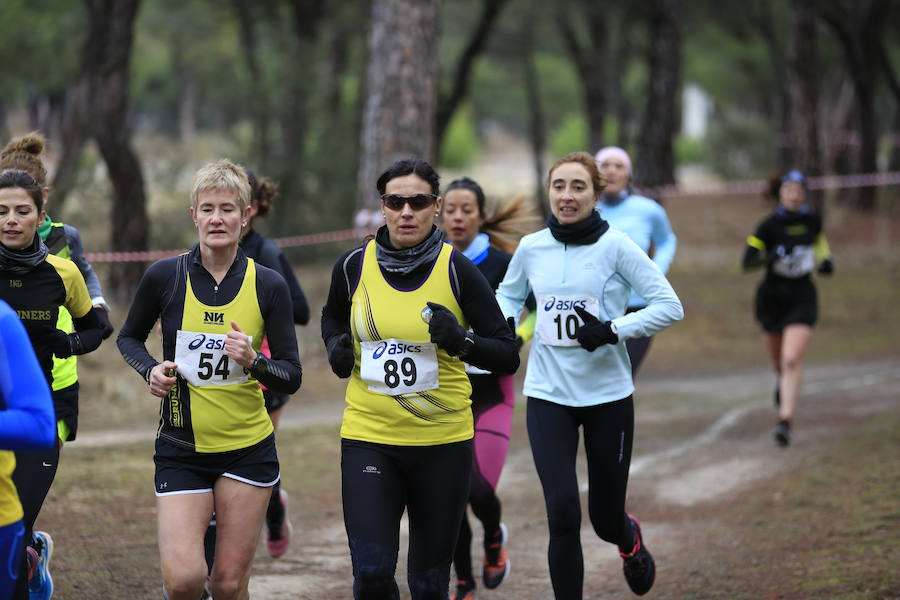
[341,438,472,600]
[527,396,635,600]
[11,444,61,600]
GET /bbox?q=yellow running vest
[0,452,21,527]
[343,241,473,446]
[174,259,272,453]
[46,223,78,393]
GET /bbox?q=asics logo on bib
[203,311,225,325]
[543,297,588,312]
[188,334,226,351]
[372,341,423,359]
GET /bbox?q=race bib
[772,245,815,278]
[535,294,600,347]
[174,330,252,387]
[360,338,439,395]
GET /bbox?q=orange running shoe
[451,579,476,600]
[482,523,510,589]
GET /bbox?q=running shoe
[774,420,791,446]
[29,531,54,600]
[266,489,293,558]
[451,579,476,600]
[619,514,655,596]
[482,523,510,589]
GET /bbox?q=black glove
[507,317,524,350]
[94,306,114,340]
[37,328,74,358]
[573,306,618,352]
[325,332,354,378]
[817,258,834,276]
[426,302,467,356]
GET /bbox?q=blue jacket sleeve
[649,204,677,275]
[0,301,55,450]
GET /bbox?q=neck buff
[375,224,445,275]
[0,233,49,274]
[600,189,629,208]
[460,232,490,265]
[776,203,810,217]
[547,210,609,245]
[37,214,54,242]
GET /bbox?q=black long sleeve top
[321,229,519,375]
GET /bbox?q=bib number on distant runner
[360,339,439,395]
[174,330,251,387]
[535,295,600,347]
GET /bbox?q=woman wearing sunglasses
[0,169,107,600]
[321,158,519,600]
[496,152,683,598]
[117,160,301,600]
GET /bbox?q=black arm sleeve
[321,247,362,346]
[255,267,302,393]
[277,253,310,325]
[117,260,171,381]
[452,254,520,375]
[69,307,105,356]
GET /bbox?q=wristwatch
[458,332,475,357]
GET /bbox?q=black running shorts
[755,277,817,333]
[154,434,279,496]
[264,390,290,413]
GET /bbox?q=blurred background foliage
[0,0,896,295]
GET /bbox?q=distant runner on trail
[594,146,677,377]
[742,169,834,446]
[117,160,301,600]
[441,176,536,600]
[321,158,519,600]
[496,152,683,598]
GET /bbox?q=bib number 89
[553,313,580,340]
[384,357,416,389]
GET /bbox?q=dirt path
[210,357,900,599]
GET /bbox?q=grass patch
[673,410,900,600]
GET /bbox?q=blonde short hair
[190,159,251,211]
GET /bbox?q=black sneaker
[774,420,791,446]
[451,579,476,600]
[619,514,655,596]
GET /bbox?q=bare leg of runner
[209,477,270,600]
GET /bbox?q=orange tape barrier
[84,171,899,263]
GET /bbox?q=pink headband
[594,146,632,175]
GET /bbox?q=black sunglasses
[381,193,438,211]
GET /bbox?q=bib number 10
[384,357,416,389]
[198,352,230,381]
[553,313,580,340]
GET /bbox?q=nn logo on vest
[204,311,225,325]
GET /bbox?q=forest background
[0,0,898,301]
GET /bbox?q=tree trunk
[50,79,91,211]
[356,0,440,212]
[83,0,147,304]
[233,0,270,170]
[556,0,608,153]
[786,0,823,211]
[821,0,889,210]
[756,1,793,169]
[435,0,510,153]
[635,0,681,188]
[522,22,548,219]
